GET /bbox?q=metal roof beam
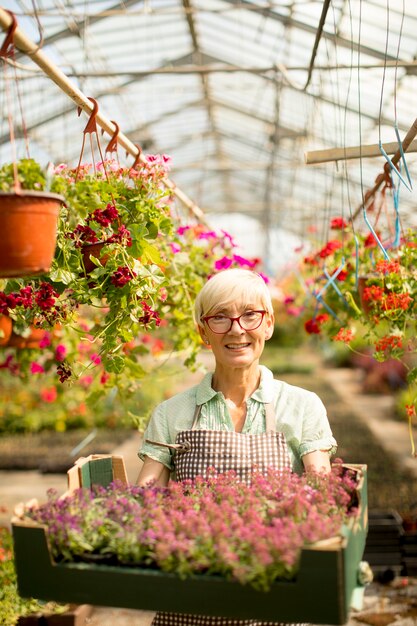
[14,0,144,54]
[0,52,201,147]
[220,0,399,62]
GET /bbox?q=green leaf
[407,367,417,384]
[146,221,159,239]
[49,268,77,285]
[129,240,144,258]
[141,242,162,265]
[103,355,125,374]
[129,223,149,241]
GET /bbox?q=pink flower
[159,287,168,302]
[30,362,45,374]
[221,230,236,247]
[170,243,181,254]
[177,226,190,236]
[232,254,256,268]
[287,306,304,316]
[91,353,101,365]
[80,375,93,387]
[55,344,67,362]
[257,272,270,284]
[53,163,67,174]
[214,256,233,270]
[39,332,51,348]
[198,231,218,240]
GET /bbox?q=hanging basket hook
[131,145,143,170]
[104,121,120,154]
[0,10,18,59]
[77,97,99,135]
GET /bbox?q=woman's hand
[302,449,331,474]
[136,456,170,487]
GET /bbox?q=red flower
[336,269,348,281]
[374,335,403,352]
[107,225,132,247]
[304,313,329,334]
[57,362,72,383]
[364,232,380,248]
[383,293,412,311]
[303,255,319,266]
[139,302,161,327]
[375,260,401,275]
[330,217,347,230]
[405,404,416,418]
[88,204,119,227]
[18,286,33,308]
[362,285,384,302]
[318,240,343,259]
[333,327,353,343]
[110,266,136,287]
[35,283,59,311]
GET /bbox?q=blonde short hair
[194,269,273,327]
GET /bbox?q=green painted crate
[12,456,368,625]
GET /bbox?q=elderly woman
[137,268,337,625]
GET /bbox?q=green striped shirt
[139,365,337,475]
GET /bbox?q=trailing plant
[0,158,266,427]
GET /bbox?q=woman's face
[199,299,274,370]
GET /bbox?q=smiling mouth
[225,343,250,350]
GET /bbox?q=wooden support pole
[0,8,206,223]
[305,138,417,164]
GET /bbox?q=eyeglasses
[202,310,266,334]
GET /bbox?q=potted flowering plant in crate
[0,159,65,278]
[12,455,368,625]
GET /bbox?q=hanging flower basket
[81,241,110,274]
[0,314,13,346]
[7,324,62,350]
[0,191,64,278]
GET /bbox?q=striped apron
[148,402,307,626]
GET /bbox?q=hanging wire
[358,0,389,261]
[1,12,30,167]
[342,0,362,289]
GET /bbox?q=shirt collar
[195,365,275,405]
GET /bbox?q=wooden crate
[12,457,368,625]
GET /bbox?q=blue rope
[362,207,390,261]
[379,138,412,192]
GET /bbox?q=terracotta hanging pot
[8,324,61,350]
[81,241,110,273]
[0,191,65,278]
[8,326,46,350]
[357,276,372,315]
[0,315,13,346]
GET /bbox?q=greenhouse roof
[2,0,417,251]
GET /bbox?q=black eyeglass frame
[202,310,267,334]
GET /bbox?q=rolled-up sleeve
[139,403,173,470]
[298,392,337,458]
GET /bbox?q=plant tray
[12,456,368,625]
